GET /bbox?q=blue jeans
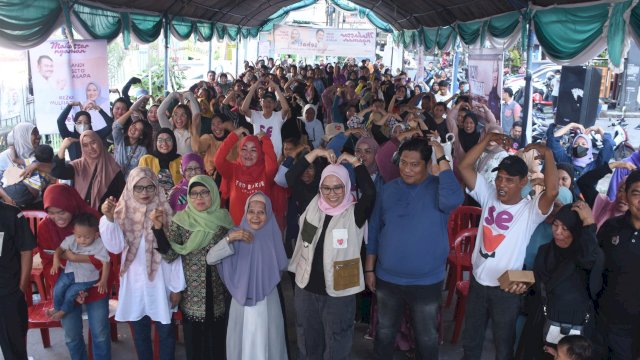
[59,295,111,360]
[462,277,520,360]
[130,315,175,360]
[374,278,442,360]
[53,272,97,314]
[294,285,355,360]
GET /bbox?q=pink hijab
[318,164,356,216]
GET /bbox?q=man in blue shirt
[366,137,464,359]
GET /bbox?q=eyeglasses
[189,189,211,199]
[320,185,345,195]
[133,184,157,193]
[157,138,173,144]
[184,167,202,174]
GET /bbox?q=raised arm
[158,92,178,128]
[270,79,290,120]
[240,81,259,117]
[524,143,559,213]
[214,128,243,178]
[57,102,78,138]
[458,132,511,191]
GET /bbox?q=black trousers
[0,290,28,360]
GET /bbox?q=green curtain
[533,4,609,61]
[72,4,121,40]
[0,0,61,49]
[632,2,640,39]
[436,26,455,50]
[226,26,240,41]
[330,0,393,33]
[488,12,520,39]
[171,17,194,40]
[457,21,482,45]
[608,0,633,68]
[196,22,213,41]
[130,13,163,43]
[214,23,227,40]
[420,28,438,50]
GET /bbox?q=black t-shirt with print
[0,203,36,296]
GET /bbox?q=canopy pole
[390,41,394,74]
[235,38,240,77]
[164,18,170,95]
[452,39,460,93]
[208,39,213,71]
[521,13,534,146]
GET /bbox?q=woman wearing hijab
[100,167,185,360]
[139,128,183,196]
[475,124,509,185]
[49,131,125,210]
[37,184,113,360]
[289,150,376,359]
[206,192,289,359]
[455,112,481,160]
[214,127,278,224]
[547,123,614,180]
[168,153,205,213]
[154,175,235,360]
[577,161,636,229]
[56,101,113,160]
[0,123,40,182]
[517,202,603,359]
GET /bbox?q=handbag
[540,282,590,344]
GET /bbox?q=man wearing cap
[299,104,324,149]
[241,78,290,156]
[457,136,558,360]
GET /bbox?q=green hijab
[170,175,234,255]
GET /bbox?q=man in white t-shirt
[457,136,558,360]
[240,79,290,156]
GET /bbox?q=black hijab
[459,112,481,152]
[153,128,180,169]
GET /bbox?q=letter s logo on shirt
[259,125,273,138]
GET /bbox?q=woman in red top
[38,184,114,360]
[214,127,278,224]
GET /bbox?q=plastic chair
[445,207,481,307]
[24,281,61,348]
[445,226,478,308]
[24,211,49,299]
[451,280,470,344]
[22,210,47,239]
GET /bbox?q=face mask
[75,124,89,133]
[462,84,470,92]
[573,145,589,158]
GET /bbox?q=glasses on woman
[157,137,173,144]
[184,167,202,175]
[133,184,157,193]
[189,189,211,199]
[320,185,344,195]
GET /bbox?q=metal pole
[452,39,460,93]
[521,15,534,146]
[208,39,213,71]
[164,18,170,95]
[235,38,240,77]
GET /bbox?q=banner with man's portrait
[273,25,376,58]
[29,40,108,135]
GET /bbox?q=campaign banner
[29,40,109,135]
[273,25,376,58]
[468,49,503,124]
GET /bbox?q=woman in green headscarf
[152,174,235,360]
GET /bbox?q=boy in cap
[457,135,558,360]
[241,79,290,156]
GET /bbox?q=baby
[46,213,110,320]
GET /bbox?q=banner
[468,49,503,125]
[273,25,376,58]
[29,40,109,135]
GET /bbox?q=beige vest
[288,195,365,297]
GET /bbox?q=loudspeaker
[555,66,602,128]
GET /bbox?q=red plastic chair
[445,207,481,307]
[24,281,61,348]
[448,228,478,343]
[24,211,48,299]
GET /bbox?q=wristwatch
[436,155,449,164]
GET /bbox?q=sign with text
[29,40,108,134]
[273,25,376,58]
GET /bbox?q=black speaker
[555,66,602,128]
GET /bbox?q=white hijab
[8,123,36,159]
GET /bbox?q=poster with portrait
[468,49,503,125]
[0,50,28,122]
[29,40,109,135]
[273,25,376,58]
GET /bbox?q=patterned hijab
[114,167,172,281]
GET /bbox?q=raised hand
[101,197,117,222]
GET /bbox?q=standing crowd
[0,57,638,360]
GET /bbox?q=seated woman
[154,175,235,360]
[100,167,185,360]
[112,96,153,179]
[139,128,183,197]
[168,153,205,213]
[206,192,288,359]
[517,202,603,359]
[576,161,636,229]
[57,101,113,160]
[0,123,40,183]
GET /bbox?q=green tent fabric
[607,0,633,69]
[196,22,214,42]
[171,17,194,41]
[72,4,121,41]
[632,2,640,39]
[533,4,609,61]
[331,0,393,33]
[130,13,163,43]
[0,0,62,49]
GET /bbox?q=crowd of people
[0,57,638,360]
